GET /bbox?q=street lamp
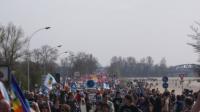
[28,27,51,43]
[43,45,63,75]
[43,51,68,80]
[57,45,62,48]
[58,51,68,56]
[27,26,51,91]
[57,51,68,83]
[45,27,51,29]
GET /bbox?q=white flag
[103,83,110,89]
[44,73,57,90]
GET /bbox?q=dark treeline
[107,56,168,77]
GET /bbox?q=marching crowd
[1,79,200,112]
[23,84,200,112]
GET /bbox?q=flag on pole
[11,75,30,112]
[44,73,57,90]
[103,83,110,89]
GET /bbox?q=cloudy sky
[0,0,200,66]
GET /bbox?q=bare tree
[72,52,98,75]
[0,23,28,67]
[32,48,42,64]
[0,25,5,43]
[188,21,200,61]
[40,45,58,64]
[188,21,200,75]
[61,52,98,76]
[31,45,58,74]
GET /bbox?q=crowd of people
[1,78,200,112]
[23,82,200,112]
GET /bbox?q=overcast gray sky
[0,0,199,66]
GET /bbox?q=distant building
[168,64,200,77]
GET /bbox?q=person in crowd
[67,92,80,112]
[0,90,10,112]
[102,93,115,112]
[95,102,103,112]
[113,91,122,112]
[161,92,170,112]
[52,96,61,112]
[45,95,51,112]
[30,101,41,112]
[137,96,149,112]
[148,96,154,112]
[96,91,102,104]
[28,92,36,102]
[170,90,176,109]
[156,88,160,94]
[75,90,81,105]
[60,89,68,104]
[184,96,194,112]
[120,94,142,112]
[80,90,85,104]
[149,92,162,112]
[174,95,184,112]
[85,92,91,112]
[191,92,200,112]
[102,103,112,112]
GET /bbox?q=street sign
[162,76,168,89]
[162,76,168,82]
[162,82,169,88]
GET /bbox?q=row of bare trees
[107,56,167,77]
[60,52,99,77]
[0,23,99,90]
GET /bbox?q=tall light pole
[27,26,51,91]
[57,51,68,84]
[43,45,63,75]
[58,51,68,56]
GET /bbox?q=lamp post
[57,51,68,84]
[57,51,68,72]
[58,51,68,56]
[27,26,51,91]
[43,45,63,75]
